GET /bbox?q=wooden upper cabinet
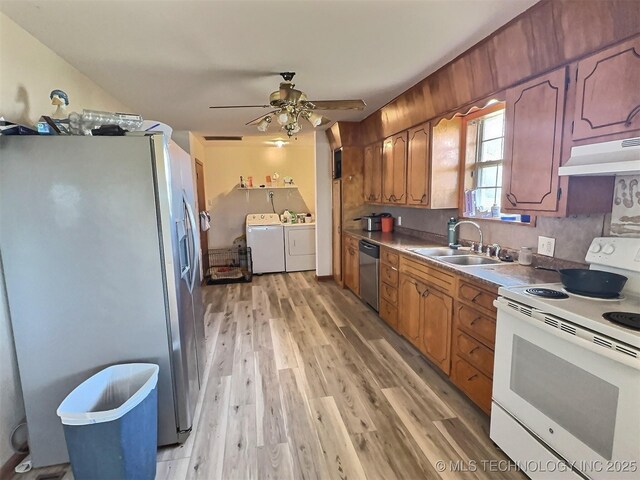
[430,117,461,209]
[420,287,452,374]
[407,123,430,206]
[363,142,382,203]
[573,36,640,141]
[382,132,407,204]
[502,67,568,212]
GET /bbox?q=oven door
[493,298,640,479]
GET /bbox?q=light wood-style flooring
[12,272,521,480]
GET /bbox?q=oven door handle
[496,302,640,371]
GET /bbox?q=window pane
[477,165,498,188]
[480,138,503,162]
[482,112,504,140]
[476,188,497,212]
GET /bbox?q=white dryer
[246,213,285,274]
[284,223,316,272]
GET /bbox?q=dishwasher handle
[359,240,380,258]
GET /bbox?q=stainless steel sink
[410,247,471,257]
[436,255,502,266]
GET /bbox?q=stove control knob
[589,243,602,253]
[602,244,615,255]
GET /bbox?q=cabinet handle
[505,193,517,207]
[625,105,640,126]
[421,193,427,203]
[467,374,478,381]
[470,316,481,325]
[469,346,480,355]
[422,288,430,298]
[471,292,482,303]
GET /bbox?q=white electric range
[490,237,640,480]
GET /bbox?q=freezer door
[154,138,205,437]
[0,136,178,467]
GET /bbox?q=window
[469,108,505,213]
[460,103,506,217]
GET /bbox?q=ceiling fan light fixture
[257,116,272,132]
[276,110,290,126]
[304,111,324,127]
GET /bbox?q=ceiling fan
[209,72,366,137]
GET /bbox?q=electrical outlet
[397,216,402,226]
[538,236,556,257]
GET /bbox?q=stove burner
[603,312,640,330]
[525,288,569,299]
[565,288,621,300]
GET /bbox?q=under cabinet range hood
[558,137,640,176]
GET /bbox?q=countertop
[344,229,560,290]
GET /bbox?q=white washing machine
[284,223,316,272]
[246,213,285,274]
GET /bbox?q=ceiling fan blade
[305,100,366,110]
[209,105,271,109]
[245,110,278,126]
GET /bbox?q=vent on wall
[203,136,243,141]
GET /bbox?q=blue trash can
[56,363,159,480]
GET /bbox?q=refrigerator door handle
[184,193,199,293]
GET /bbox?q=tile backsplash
[610,175,640,236]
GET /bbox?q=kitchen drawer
[380,282,398,306]
[381,263,399,287]
[451,356,492,415]
[381,248,399,268]
[399,256,455,295]
[456,304,496,348]
[458,281,496,315]
[379,298,398,330]
[453,330,494,378]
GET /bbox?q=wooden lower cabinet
[379,247,399,329]
[421,286,452,374]
[343,234,359,295]
[398,271,452,375]
[398,274,424,346]
[451,281,498,415]
[451,356,493,414]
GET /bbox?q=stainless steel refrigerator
[0,134,206,467]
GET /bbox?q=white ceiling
[1,0,537,138]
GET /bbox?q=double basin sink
[409,247,505,266]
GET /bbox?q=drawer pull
[389,265,398,271]
[422,288,430,298]
[469,346,480,355]
[470,316,481,325]
[467,374,478,381]
[471,292,482,303]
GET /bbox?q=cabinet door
[573,37,640,141]
[382,136,394,203]
[363,144,374,203]
[391,132,408,204]
[398,274,423,346]
[382,133,407,204]
[420,286,452,374]
[363,143,383,203]
[503,67,567,212]
[344,242,359,295]
[371,142,383,202]
[407,123,430,206]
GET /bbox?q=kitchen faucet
[450,220,483,253]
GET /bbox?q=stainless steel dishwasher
[359,240,380,311]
